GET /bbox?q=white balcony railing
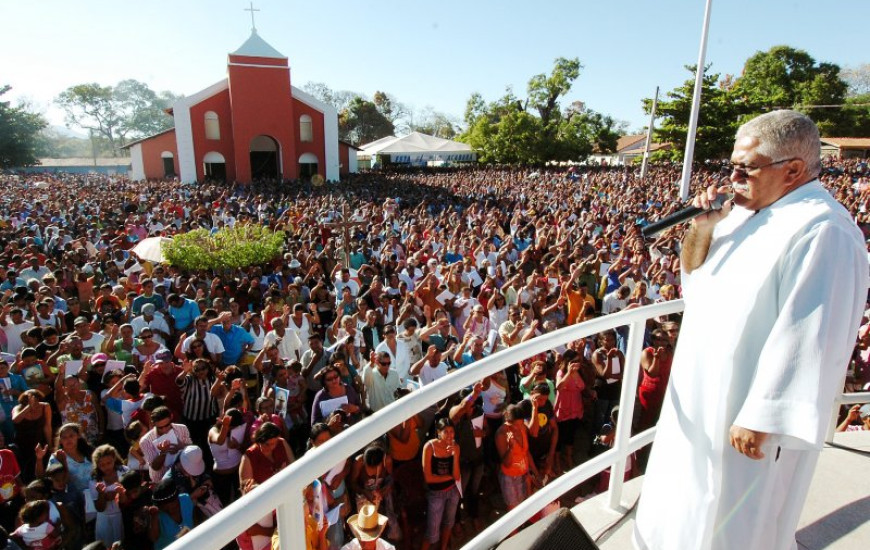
[168,299,869,550]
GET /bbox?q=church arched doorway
[298,153,319,181]
[250,135,281,181]
[203,152,226,181]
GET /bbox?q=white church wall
[292,86,340,182]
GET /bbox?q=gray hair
[735,110,821,179]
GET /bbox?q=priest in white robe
[634,110,869,550]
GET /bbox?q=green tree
[463,92,486,127]
[527,57,582,127]
[733,46,847,135]
[56,80,181,156]
[560,107,621,158]
[835,93,870,137]
[643,65,741,162]
[339,97,395,145]
[461,88,539,163]
[56,83,123,156]
[114,79,178,138]
[460,58,604,165]
[0,85,48,168]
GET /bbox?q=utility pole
[640,86,659,180]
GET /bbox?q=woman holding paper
[590,330,623,432]
[310,366,362,426]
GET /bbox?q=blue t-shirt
[0,374,29,419]
[458,351,487,369]
[155,493,194,550]
[131,294,165,316]
[210,325,255,366]
[444,251,463,264]
[169,299,200,332]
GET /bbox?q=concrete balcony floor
[572,431,870,550]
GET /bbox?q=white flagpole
[679,0,714,201]
[640,86,659,180]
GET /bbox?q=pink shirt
[554,370,585,422]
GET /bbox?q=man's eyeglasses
[379,360,392,366]
[155,422,172,432]
[728,158,798,179]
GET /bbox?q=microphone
[641,194,730,239]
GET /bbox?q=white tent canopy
[358,132,476,165]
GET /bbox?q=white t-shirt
[1,321,34,355]
[81,332,106,354]
[418,360,449,386]
[182,332,226,357]
[264,330,303,361]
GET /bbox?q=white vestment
[634,182,868,550]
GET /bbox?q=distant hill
[38,127,127,158]
[51,125,88,139]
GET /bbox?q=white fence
[167,299,868,550]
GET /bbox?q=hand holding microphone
[691,183,733,231]
[641,182,733,239]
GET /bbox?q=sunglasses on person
[728,158,797,179]
[155,421,173,433]
[324,375,340,382]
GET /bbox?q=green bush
[163,224,285,271]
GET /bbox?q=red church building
[126,30,356,183]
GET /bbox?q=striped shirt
[175,373,218,421]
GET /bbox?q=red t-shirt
[142,366,184,420]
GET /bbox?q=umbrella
[33,181,50,189]
[131,236,172,263]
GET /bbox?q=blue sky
[3,0,868,133]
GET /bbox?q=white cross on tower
[244,2,260,32]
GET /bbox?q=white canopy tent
[358,132,476,167]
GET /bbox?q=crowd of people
[0,157,867,550]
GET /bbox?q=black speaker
[494,507,599,550]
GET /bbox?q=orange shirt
[389,415,421,462]
[500,426,529,477]
[565,289,595,325]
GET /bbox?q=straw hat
[347,503,388,541]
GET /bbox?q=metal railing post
[276,492,305,550]
[825,390,870,444]
[607,318,647,511]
